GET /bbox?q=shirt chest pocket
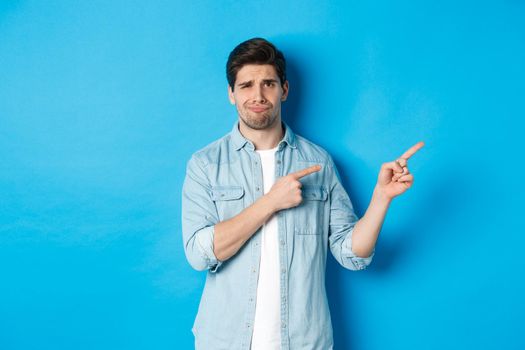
[210,186,245,222]
[294,185,328,235]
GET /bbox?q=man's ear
[281,80,289,101]
[228,85,235,105]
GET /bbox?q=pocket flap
[302,185,328,201]
[211,186,245,201]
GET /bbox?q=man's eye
[265,82,275,87]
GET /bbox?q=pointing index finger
[290,165,322,179]
[399,141,425,160]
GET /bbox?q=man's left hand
[375,141,425,199]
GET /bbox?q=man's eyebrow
[237,78,279,86]
[237,80,253,86]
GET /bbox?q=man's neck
[238,117,284,150]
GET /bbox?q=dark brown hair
[226,37,287,91]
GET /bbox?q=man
[182,37,423,349]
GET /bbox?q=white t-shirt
[251,146,281,349]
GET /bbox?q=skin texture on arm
[350,142,425,257]
[213,165,321,262]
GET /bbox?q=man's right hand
[266,165,322,212]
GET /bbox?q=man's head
[226,38,289,130]
[226,38,287,90]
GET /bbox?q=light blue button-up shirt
[182,121,374,349]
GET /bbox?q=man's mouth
[248,106,270,113]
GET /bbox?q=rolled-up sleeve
[182,155,222,273]
[327,156,374,270]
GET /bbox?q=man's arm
[213,165,322,261]
[350,187,392,258]
[182,153,322,272]
[182,155,224,272]
[349,141,425,258]
[212,195,275,261]
[327,158,375,271]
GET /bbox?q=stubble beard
[238,106,279,131]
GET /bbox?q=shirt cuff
[344,232,374,270]
[195,225,222,272]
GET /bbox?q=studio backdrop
[1,1,524,349]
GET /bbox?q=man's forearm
[212,164,321,262]
[351,186,392,258]
[213,195,277,262]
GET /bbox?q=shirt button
[281,323,286,329]
[280,240,285,245]
[277,160,281,164]
[256,186,260,191]
[281,268,286,274]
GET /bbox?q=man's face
[228,64,289,130]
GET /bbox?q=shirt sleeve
[327,155,374,271]
[181,154,222,273]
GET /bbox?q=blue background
[1,1,524,349]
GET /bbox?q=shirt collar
[230,119,297,151]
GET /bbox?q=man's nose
[252,85,266,103]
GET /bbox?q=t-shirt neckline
[256,146,278,154]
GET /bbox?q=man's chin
[241,115,276,130]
